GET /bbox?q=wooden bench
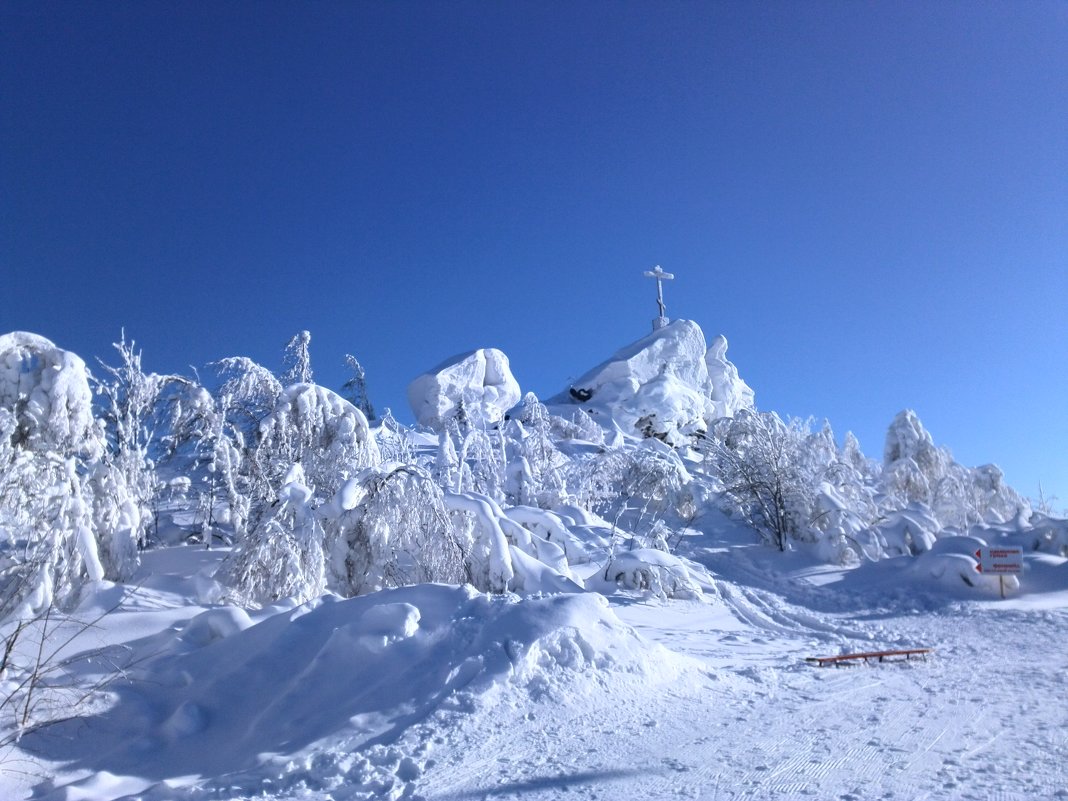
[805,648,932,667]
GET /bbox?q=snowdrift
[27,584,695,801]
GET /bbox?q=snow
[407,347,521,430]
[548,320,753,445]
[2,323,1066,801]
[706,333,756,419]
[5,540,1065,801]
[0,331,100,457]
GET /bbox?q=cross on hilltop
[643,265,674,331]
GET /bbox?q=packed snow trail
[418,599,1068,801]
[8,550,1068,801]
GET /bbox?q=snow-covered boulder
[0,331,101,457]
[548,320,753,445]
[407,348,521,430]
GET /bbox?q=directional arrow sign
[974,546,1023,574]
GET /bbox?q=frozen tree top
[0,330,101,456]
[883,409,936,467]
[407,348,521,431]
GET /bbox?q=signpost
[974,546,1023,598]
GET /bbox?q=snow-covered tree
[341,354,375,421]
[211,356,283,435]
[433,425,466,493]
[508,393,567,508]
[325,464,468,596]
[0,333,137,617]
[252,384,380,511]
[172,384,248,545]
[218,384,381,597]
[879,410,1027,529]
[704,410,814,551]
[223,464,325,605]
[375,408,413,464]
[281,330,313,386]
[462,425,506,502]
[94,333,169,548]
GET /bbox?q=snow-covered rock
[0,331,101,456]
[706,334,755,419]
[407,348,521,430]
[548,320,753,445]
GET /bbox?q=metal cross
[643,265,674,330]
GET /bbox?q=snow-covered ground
[4,534,1066,801]
[3,322,1066,800]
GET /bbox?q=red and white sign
[974,546,1023,574]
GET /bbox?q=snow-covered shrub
[593,548,703,600]
[326,464,468,596]
[872,505,940,557]
[503,505,591,566]
[254,383,380,502]
[223,464,326,606]
[1015,513,1068,557]
[506,393,568,509]
[442,490,514,593]
[461,426,507,502]
[442,490,583,594]
[569,440,693,536]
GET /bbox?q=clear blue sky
[3,1,1065,504]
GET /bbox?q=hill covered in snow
[1,321,1065,800]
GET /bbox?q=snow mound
[548,319,753,445]
[29,585,691,801]
[0,331,100,456]
[407,347,521,430]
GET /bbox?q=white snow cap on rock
[548,320,753,445]
[0,331,101,456]
[706,334,755,419]
[408,348,521,430]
